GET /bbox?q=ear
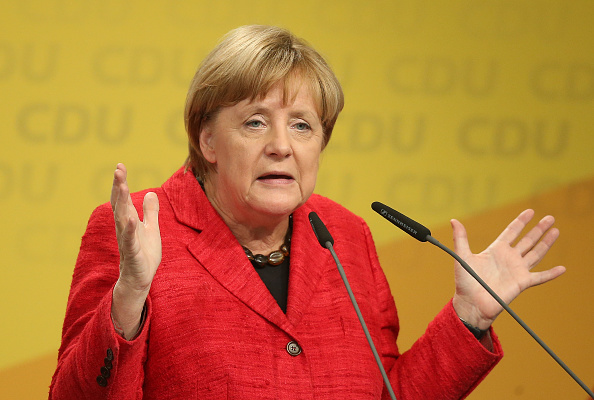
[199,122,216,164]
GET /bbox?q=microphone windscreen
[371,202,431,242]
[308,212,334,247]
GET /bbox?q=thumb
[451,219,471,257]
[142,192,160,229]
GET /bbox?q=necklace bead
[268,251,284,266]
[242,215,292,268]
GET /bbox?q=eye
[293,122,311,131]
[245,119,264,128]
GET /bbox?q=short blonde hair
[184,25,344,180]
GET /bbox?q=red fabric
[50,167,503,399]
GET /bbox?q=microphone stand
[324,241,398,400]
[309,212,398,400]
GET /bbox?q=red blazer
[50,167,503,399]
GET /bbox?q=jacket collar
[162,168,329,335]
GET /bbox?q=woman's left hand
[451,209,566,330]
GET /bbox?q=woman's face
[200,79,324,225]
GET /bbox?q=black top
[250,258,289,313]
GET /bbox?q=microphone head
[371,202,431,242]
[308,212,334,248]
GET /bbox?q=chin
[251,198,302,218]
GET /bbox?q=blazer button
[104,357,113,370]
[286,341,302,356]
[106,348,114,361]
[96,375,108,387]
[100,366,111,378]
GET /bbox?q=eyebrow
[241,105,319,121]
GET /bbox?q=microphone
[371,202,430,242]
[308,212,397,400]
[372,201,594,399]
[309,211,334,247]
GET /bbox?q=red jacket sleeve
[359,218,504,399]
[49,203,152,400]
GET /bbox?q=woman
[50,25,565,399]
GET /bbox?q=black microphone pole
[371,201,594,399]
[308,212,398,400]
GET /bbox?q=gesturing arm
[50,164,161,399]
[367,210,564,399]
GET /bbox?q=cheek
[307,158,320,176]
[300,152,321,184]
[222,150,259,186]
[219,142,250,169]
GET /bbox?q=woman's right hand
[110,163,161,339]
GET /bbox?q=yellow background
[1,0,593,398]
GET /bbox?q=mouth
[257,172,294,183]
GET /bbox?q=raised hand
[451,209,566,330]
[110,163,161,338]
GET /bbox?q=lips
[257,172,294,182]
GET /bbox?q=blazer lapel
[187,218,295,334]
[162,168,295,335]
[285,205,332,328]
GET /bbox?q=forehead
[242,78,321,115]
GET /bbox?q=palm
[111,163,162,292]
[451,209,565,329]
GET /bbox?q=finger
[142,192,160,230]
[495,209,535,245]
[114,174,134,233]
[524,227,560,268]
[120,213,139,258]
[110,163,127,211]
[451,219,471,257]
[515,215,556,256]
[527,265,566,288]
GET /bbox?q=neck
[203,178,291,254]
[227,217,290,255]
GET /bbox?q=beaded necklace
[243,215,292,268]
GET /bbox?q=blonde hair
[184,25,344,180]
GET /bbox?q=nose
[265,125,293,158]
